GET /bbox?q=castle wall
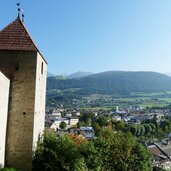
[0,50,47,171]
[0,72,10,168]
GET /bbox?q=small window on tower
[41,62,43,74]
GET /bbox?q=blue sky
[1,1,171,75]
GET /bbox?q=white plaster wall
[0,71,10,168]
[33,53,47,148]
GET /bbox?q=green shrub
[0,168,20,171]
[33,130,152,171]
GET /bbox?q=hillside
[68,71,93,79]
[47,72,56,77]
[47,71,171,95]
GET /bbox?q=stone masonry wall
[0,50,47,171]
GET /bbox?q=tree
[93,129,152,171]
[80,112,95,123]
[59,121,67,130]
[92,122,101,134]
[85,118,91,126]
[77,121,83,128]
[79,140,101,171]
[96,116,109,127]
[33,130,87,171]
[129,143,152,171]
[144,124,152,135]
[136,126,142,136]
[149,123,156,133]
[140,125,145,136]
[160,120,171,132]
[61,111,66,117]
[33,130,152,171]
[111,120,125,131]
[130,125,138,136]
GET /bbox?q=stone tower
[0,16,47,170]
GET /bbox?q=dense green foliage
[129,123,156,137]
[33,130,152,171]
[124,117,171,141]
[47,71,171,95]
[0,168,20,171]
[59,121,67,130]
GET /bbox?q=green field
[117,97,149,102]
[47,90,171,110]
[79,93,171,110]
[80,106,115,110]
[141,103,169,108]
[131,91,171,97]
[160,98,171,103]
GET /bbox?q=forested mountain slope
[47,71,171,95]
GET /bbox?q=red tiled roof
[0,16,38,51]
[149,145,163,156]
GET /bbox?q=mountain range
[47,71,171,95]
[68,71,93,79]
[47,71,93,79]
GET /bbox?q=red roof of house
[148,145,163,156]
[0,15,38,51]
